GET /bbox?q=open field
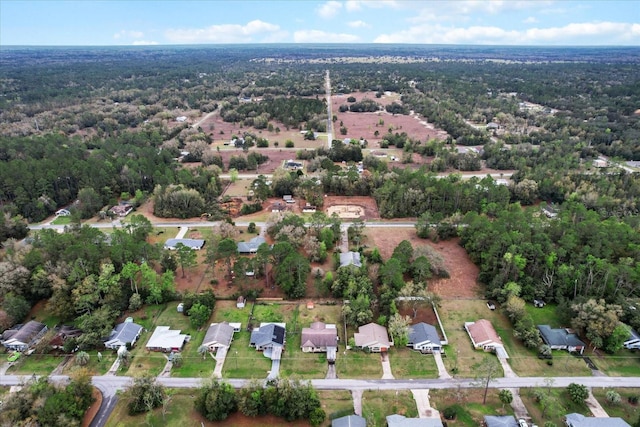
[388,347,439,379]
[362,390,418,426]
[64,350,116,376]
[220,331,273,379]
[520,386,589,427]
[7,353,65,375]
[592,388,640,424]
[429,388,515,426]
[335,350,383,379]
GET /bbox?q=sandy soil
[364,229,481,300]
[323,196,380,220]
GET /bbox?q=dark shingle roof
[537,325,585,348]
[408,322,441,346]
[332,415,366,427]
[484,415,518,427]
[250,323,285,347]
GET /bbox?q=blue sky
[1,1,638,46]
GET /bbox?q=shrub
[628,395,639,404]
[606,390,622,405]
[443,406,458,420]
[285,140,294,148]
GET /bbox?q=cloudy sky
[1,0,638,46]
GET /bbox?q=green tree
[195,379,238,421]
[2,292,30,324]
[189,302,212,329]
[498,389,513,409]
[216,238,238,280]
[388,313,411,347]
[567,383,589,404]
[238,379,266,417]
[198,345,209,360]
[474,356,500,404]
[75,351,90,366]
[175,243,197,278]
[126,375,166,415]
[121,261,140,294]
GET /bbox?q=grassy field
[64,350,117,376]
[362,390,417,426]
[222,179,251,197]
[220,331,272,379]
[335,350,383,379]
[520,385,590,427]
[429,388,514,426]
[7,353,65,375]
[587,349,640,376]
[387,347,439,379]
[280,332,328,379]
[524,304,562,327]
[319,390,354,424]
[592,387,640,424]
[439,299,591,377]
[51,215,72,225]
[105,390,203,427]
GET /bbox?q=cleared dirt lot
[363,228,481,299]
[323,196,380,220]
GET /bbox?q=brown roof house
[301,322,339,363]
[1,320,48,352]
[354,323,393,352]
[49,325,83,350]
[465,319,508,358]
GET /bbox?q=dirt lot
[323,196,380,220]
[363,228,481,299]
[211,147,313,173]
[332,91,448,147]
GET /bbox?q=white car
[518,419,528,427]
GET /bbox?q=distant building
[104,322,143,350]
[176,116,187,122]
[386,414,443,427]
[332,415,366,427]
[624,327,640,350]
[484,415,518,427]
[565,413,630,427]
[237,236,266,254]
[1,321,48,352]
[236,296,246,309]
[55,208,70,216]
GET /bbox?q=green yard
[520,385,590,427]
[319,390,354,424]
[7,353,65,375]
[280,332,328,379]
[220,331,272,379]
[335,350,383,379]
[64,350,116,376]
[429,388,514,427]
[105,389,204,427]
[592,388,640,424]
[362,390,417,427]
[588,349,640,377]
[388,347,438,379]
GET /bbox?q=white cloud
[374,21,640,45]
[165,20,282,43]
[348,20,370,28]
[317,1,342,18]
[113,30,144,39]
[408,0,554,23]
[132,40,158,46]
[346,0,399,11]
[294,30,360,43]
[523,16,538,24]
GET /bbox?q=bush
[628,395,639,404]
[247,222,256,233]
[606,390,622,405]
[443,406,458,420]
[285,140,294,148]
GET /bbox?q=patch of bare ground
[81,387,102,427]
[323,196,380,220]
[364,229,481,299]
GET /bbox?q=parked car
[518,419,528,427]
[7,351,21,362]
[487,301,496,310]
[534,299,546,308]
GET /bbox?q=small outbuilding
[236,296,246,309]
[339,251,362,268]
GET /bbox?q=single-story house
[407,322,442,353]
[301,321,338,363]
[176,116,187,122]
[283,195,295,204]
[164,238,205,250]
[286,160,303,170]
[237,236,266,254]
[302,204,317,213]
[1,321,48,352]
[565,413,630,427]
[55,208,70,216]
[465,320,507,357]
[109,203,134,218]
[146,326,189,353]
[537,325,585,354]
[202,322,236,352]
[386,414,444,427]
[623,327,640,350]
[354,323,393,353]
[104,321,143,350]
[49,325,83,350]
[486,122,501,130]
[331,414,366,427]
[250,322,286,360]
[340,251,362,268]
[484,415,518,427]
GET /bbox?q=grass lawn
[105,389,203,427]
[222,179,251,197]
[319,390,354,424]
[51,216,72,225]
[429,388,514,426]
[212,300,251,324]
[524,304,562,327]
[280,332,328,379]
[362,390,417,427]
[64,350,117,376]
[335,350,382,379]
[587,349,640,376]
[439,299,591,377]
[170,330,212,378]
[592,388,640,424]
[388,347,438,379]
[220,331,272,379]
[117,329,168,377]
[148,227,181,245]
[520,385,590,427]
[7,353,65,375]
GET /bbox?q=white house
[146,326,189,353]
[55,208,70,216]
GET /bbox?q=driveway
[212,347,228,378]
[411,389,441,419]
[351,389,363,416]
[326,363,337,379]
[174,226,188,239]
[498,356,518,378]
[433,352,451,379]
[507,388,529,420]
[586,388,609,417]
[381,351,394,379]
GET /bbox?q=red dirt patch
[81,387,102,427]
[364,229,481,300]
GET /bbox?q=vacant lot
[362,390,418,426]
[388,347,439,379]
[520,386,589,427]
[335,350,383,379]
[324,195,380,220]
[319,390,354,423]
[429,388,514,427]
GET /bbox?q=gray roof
[340,251,362,268]
[237,236,265,253]
[202,322,235,348]
[408,323,441,346]
[484,415,518,427]
[537,325,585,348]
[332,415,366,427]
[105,322,143,345]
[386,414,444,427]
[1,320,46,344]
[565,413,631,427]
[164,238,205,250]
[301,322,338,348]
[250,323,285,347]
